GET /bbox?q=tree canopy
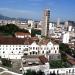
[1,58,12,67]
[59,43,73,55]
[50,60,70,68]
[0,24,29,36]
[23,70,45,75]
[31,29,41,37]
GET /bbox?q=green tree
[37,70,45,75]
[23,70,45,75]
[1,58,12,67]
[0,24,29,36]
[31,29,41,37]
[25,70,36,75]
[59,43,72,55]
[50,60,70,68]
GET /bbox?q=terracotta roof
[39,39,49,45]
[39,38,58,45]
[15,32,31,35]
[22,55,48,65]
[0,37,33,45]
[68,59,75,65]
[39,55,48,64]
[31,37,39,42]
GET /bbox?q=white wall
[0,41,60,59]
[62,32,69,44]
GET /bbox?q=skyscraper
[41,9,50,37]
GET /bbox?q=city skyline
[0,0,75,21]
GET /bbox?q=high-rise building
[41,9,50,37]
[57,18,60,26]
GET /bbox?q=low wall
[45,68,75,75]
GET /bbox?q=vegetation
[23,70,45,75]
[59,43,72,54]
[23,70,58,75]
[59,43,75,58]
[31,29,41,36]
[1,58,12,67]
[50,60,70,68]
[0,24,29,36]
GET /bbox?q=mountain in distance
[0,14,28,21]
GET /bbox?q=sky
[0,0,75,21]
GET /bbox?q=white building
[21,55,49,73]
[62,32,70,44]
[49,22,55,34]
[28,20,34,28]
[45,68,75,75]
[0,37,60,60]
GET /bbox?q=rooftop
[0,37,33,45]
[22,55,48,67]
[15,32,31,35]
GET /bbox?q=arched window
[55,51,57,53]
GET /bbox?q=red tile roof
[0,37,33,45]
[39,55,48,64]
[39,38,58,45]
[15,32,31,36]
[68,59,75,65]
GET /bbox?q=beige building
[41,9,50,37]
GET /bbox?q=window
[38,47,39,50]
[25,48,28,51]
[57,47,59,50]
[33,47,35,50]
[19,48,21,50]
[47,48,48,50]
[49,50,50,53]
[33,51,35,54]
[55,51,57,53]
[30,52,32,55]
[12,51,13,53]
[72,69,74,73]
[42,51,44,54]
[41,48,42,50]
[69,70,71,73]
[16,48,18,50]
[29,47,32,49]
[3,51,5,53]
[19,45,21,47]
[6,45,8,47]
[38,51,40,54]
[24,53,28,55]
[36,47,37,50]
